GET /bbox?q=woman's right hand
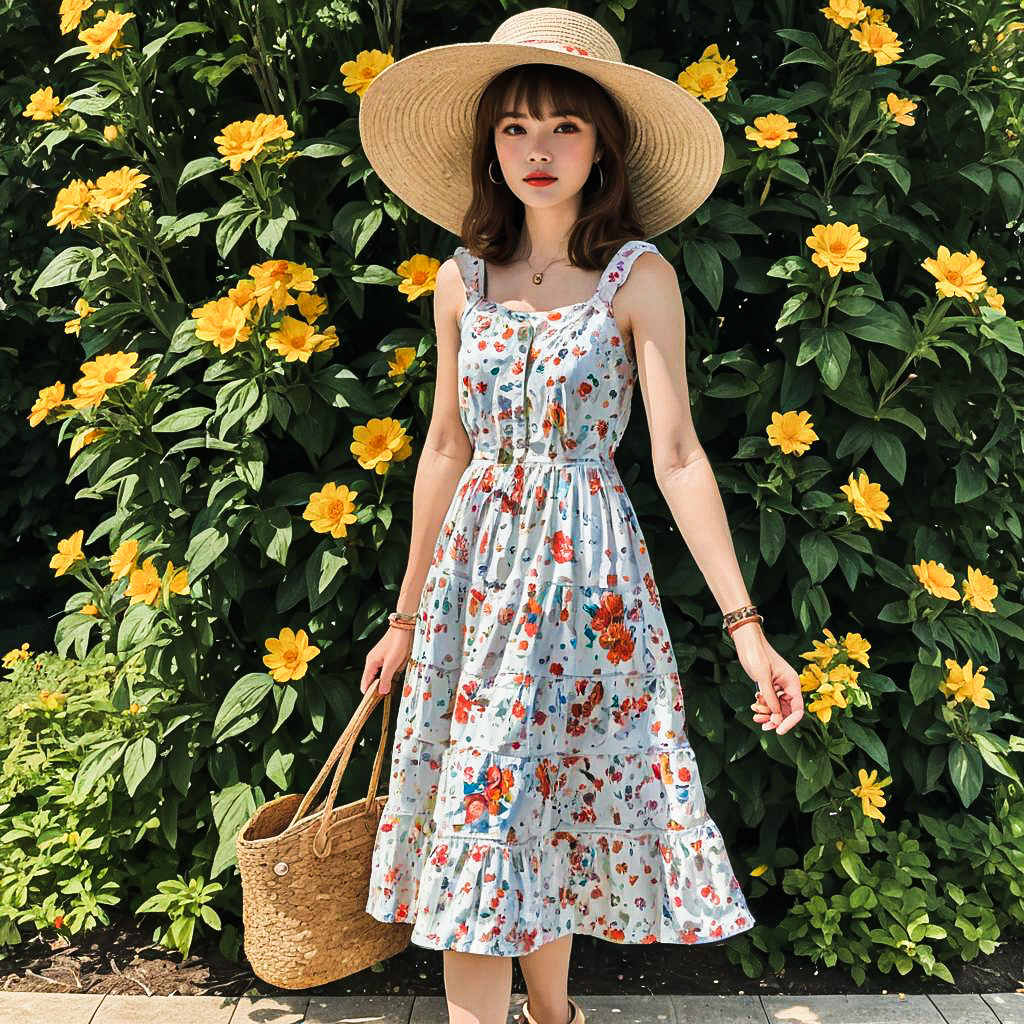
[360,624,414,696]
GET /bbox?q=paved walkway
[0,991,1020,1024]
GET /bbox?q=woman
[356,9,804,1024]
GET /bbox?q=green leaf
[800,530,838,584]
[186,526,229,580]
[152,407,213,432]
[250,507,293,566]
[123,736,158,797]
[117,603,161,658]
[842,719,890,772]
[32,246,95,295]
[73,740,127,801]
[212,673,275,742]
[177,156,223,190]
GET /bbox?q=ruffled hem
[365,809,756,956]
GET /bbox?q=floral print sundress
[365,239,756,956]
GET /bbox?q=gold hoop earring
[591,161,604,190]
[488,159,503,185]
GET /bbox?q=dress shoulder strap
[452,245,483,304]
[596,240,661,305]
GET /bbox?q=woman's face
[492,91,602,210]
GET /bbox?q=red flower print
[551,530,574,563]
[464,792,488,823]
[599,620,635,664]
[590,593,624,632]
[604,926,625,940]
[579,380,593,397]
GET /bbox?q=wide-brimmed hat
[358,7,725,240]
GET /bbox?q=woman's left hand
[732,628,805,735]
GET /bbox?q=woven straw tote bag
[236,684,413,988]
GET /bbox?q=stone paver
[88,994,239,1023]
[229,994,309,1023]
[0,989,1022,1024]
[305,994,415,1024]
[670,995,766,1023]
[982,994,1024,1024]
[761,993,942,1022]
[929,993,1005,1023]
[0,990,105,1024]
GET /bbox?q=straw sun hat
[358,7,725,240]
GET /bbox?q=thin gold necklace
[524,252,568,286]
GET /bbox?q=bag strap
[286,684,393,856]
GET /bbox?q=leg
[517,934,573,1024]
[443,949,514,1024]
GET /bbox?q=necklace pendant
[532,273,543,285]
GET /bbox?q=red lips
[524,174,556,181]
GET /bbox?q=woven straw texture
[236,687,412,989]
[358,7,724,239]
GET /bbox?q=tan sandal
[521,997,585,1024]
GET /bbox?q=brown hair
[459,63,646,270]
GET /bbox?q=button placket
[517,322,535,452]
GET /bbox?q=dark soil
[0,909,1021,998]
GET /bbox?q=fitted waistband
[469,454,612,464]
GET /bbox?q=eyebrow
[498,108,584,120]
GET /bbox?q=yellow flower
[351,417,413,475]
[884,93,917,126]
[59,0,93,34]
[228,278,258,314]
[749,863,769,877]
[996,21,1024,42]
[828,661,859,689]
[312,324,339,353]
[800,628,843,671]
[806,221,869,277]
[961,566,997,613]
[125,556,161,606]
[103,123,120,141]
[265,314,324,363]
[80,603,99,615]
[396,253,441,301]
[676,44,737,102]
[766,409,818,455]
[191,297,253,354]
[164,560,190,596]
[940,657,994,709]
[23,87,70,121]
[850,20,904,65]
[66,350,140,410]
[109,538,139,581]
[214,113,295,172]
[851,768,890,822]
[296,291,327,322]
[39,690,68,711]
[65,297,98,336]
[28,381,66,428]
[249,259,317,313]
[263,627,321,683]
[79,9,135,60]
[807,680,848,724]
[47,179,95,233]
[387,347,417,378]
[50,529,86,577]
[88,165,149,215]
[744,113,798,149]
[912,559,960,600]
[2,643,31,669]
[66,830,80,844]
[820,0,867,29]
[982,285,1005,313]
[842,632,871,667]
[921,245,987,301]
[340,49,395,97]
[303,482,360,539]
[69,426,107,458]
[128,702,145,714]
[863,6,889,24]
[839,470,892,530]
[799,661,828,693]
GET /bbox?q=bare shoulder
[612,249,678,336]
[432,255,468,328]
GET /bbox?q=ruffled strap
[596,240,660,305]
[452,245,483,305]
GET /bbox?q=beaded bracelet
[387,610,417,631]
[723,604,763,637]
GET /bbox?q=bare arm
[623,253,762,639]
[394,256,474,614]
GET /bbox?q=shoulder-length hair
[459,62,646,271]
